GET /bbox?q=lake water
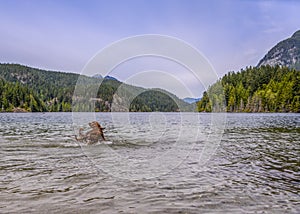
[0,112,299,213]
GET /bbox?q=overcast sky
[0,0,299,98]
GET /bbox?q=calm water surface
[0,113,299,213]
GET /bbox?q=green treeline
[197,65,300,112]
[2,63,298,113]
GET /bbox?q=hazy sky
[0,0,299,98]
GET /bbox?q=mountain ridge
[0,63,194,112]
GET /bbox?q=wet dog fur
[76,121,106,144]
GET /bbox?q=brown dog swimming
[76,121,106,144]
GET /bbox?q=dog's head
[89,121,105,130]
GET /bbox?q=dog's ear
[95,122,106,131]
[95,122,101,128]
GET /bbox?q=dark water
[0,113,299,213]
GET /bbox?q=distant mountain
[92,74,103,79]
[104,75,118,81]
[0,63,194,112]
[258,30,300,70]
[183,97,200,104]
[92,74,118,81]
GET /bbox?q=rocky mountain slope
[257,30,300,70]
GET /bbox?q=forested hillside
[130,90,179,112]
[0,63,89,112]
[0,63,193,112]
[197,65,300,112]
